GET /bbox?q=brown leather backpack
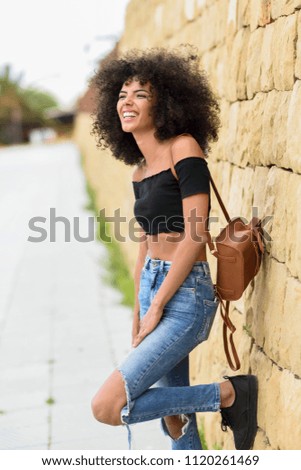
[207,175,265,370]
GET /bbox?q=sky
[0,0,131,108]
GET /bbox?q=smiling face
[116,78,156,136]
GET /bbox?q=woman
[90,47,258,450]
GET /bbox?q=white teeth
[123,112,137,118]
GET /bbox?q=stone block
[195,0,207,15]
[250,359,301,451]
[240,166,256,218]
[228,166,244,215]
[227,0,238,36]
[250,0,262,31]
[250,0,272,31]
[225,96,265,168]
[196,2,228,54]
[224,32,240,102]
[236,28,251,100]
[161,0,183,39]
[265,368,301,449]
[250,346,273,442]
[217,0,230,44]
[224,101,240,163]
[246,93,267,166]
[201,46,227,99]
[259,0,272,26]
[286,172,301,278]
[281,275,301,374]
[271,0,296,18]
[184,0,196,21]
[266,166,290,262]
[286,80,301,172]
[249,252,301,378]
[225,166,257,224]
[272,14,297,91]
[237,0,251,28]
[154,3,164,36]
[236,100,253,167]
[252,256,287,364]
[225,27,250,102]
[246,27,265,99]
[120,0,155,49]
[295,11,301,78]
[252,165,270,221]
[260,90,280,165]
[272,91,291,166]
[260,22,274,92]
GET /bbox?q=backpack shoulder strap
[209,175,231,223]
[217,295,241,371]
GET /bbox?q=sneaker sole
[240,375,258,450]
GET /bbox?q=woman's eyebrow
[119,89,150,94]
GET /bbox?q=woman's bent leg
[92,256,219,449]
[117,257,219,448]
[117,291,220,442]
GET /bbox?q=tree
[0,64,58,144]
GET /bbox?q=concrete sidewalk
[0,142,169,450]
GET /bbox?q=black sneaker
[220,374,258,450]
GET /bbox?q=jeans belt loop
[203,262,209,277]
[145,256,151,270]
[151,268,160,289]
[159,259,165,273]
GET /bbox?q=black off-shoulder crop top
[132,156,211,235]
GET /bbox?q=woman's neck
[133,130,170,168]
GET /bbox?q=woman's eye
[137,94,147,98]
[118,95,126,100]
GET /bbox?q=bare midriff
[146,231,207,262]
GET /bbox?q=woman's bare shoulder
[171,134,205,165]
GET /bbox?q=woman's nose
[124,95,134,105]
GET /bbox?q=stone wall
[74,0,301,449]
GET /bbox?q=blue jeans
[117,255,220,449]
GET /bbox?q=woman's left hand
[132,303,163,348]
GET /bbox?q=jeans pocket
[197,298,219,343]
